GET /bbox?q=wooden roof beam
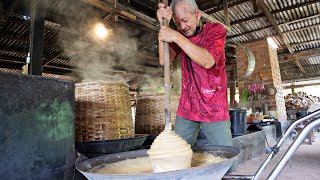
[223,0,230,28]
[81,0,158,31]
[279,48,320,62]
[129,0,155,12]
[0,58,25,64]
[257,0,294,53]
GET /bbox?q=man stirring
[157,0,233,146]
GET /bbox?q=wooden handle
[162,0,171,126]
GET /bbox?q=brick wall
[236,39,287,120]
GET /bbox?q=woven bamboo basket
[75,81,134,141]
[135,94,180,136]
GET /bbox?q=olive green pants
[175,116,233,146]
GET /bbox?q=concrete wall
[195,129,266,170]
[232,131,266,169]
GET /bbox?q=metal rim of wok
[76,145,240,179]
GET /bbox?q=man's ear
[196,9,201,22]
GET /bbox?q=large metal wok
[76,145,240,180]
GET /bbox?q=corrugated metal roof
[281,61,297,69]
[0,0,319,85]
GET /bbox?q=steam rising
[52,0,162,89]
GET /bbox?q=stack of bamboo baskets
[135,94,180,136]
[75,81,134,141]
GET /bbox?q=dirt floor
[231,132,320,179]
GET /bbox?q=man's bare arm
[174,32,215,69]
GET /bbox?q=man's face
[172,3,201,37]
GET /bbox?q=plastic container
[229,109,247,136]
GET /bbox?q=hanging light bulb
[94,23,108,39]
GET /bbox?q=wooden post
[291,84,295,94]
[229,69,236,108]
[29,0,48,75]
[223,0,230,28]
[114,0,118,21]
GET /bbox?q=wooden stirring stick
[162,0,171,128]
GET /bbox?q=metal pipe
[223,174,254,179]
[253,109,320,180]
[267,117,320,179]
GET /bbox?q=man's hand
[159,26,178,43]
[157,3,172,26]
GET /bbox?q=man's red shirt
[170,22,230,122]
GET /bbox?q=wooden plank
[278,48,320,62]
[257,0,294,54]
[201,11,231,31]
